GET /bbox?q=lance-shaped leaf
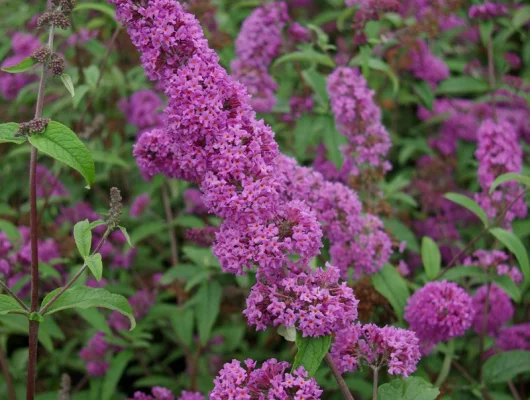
[444,193,488,226]
[0,295,28,316]
[0,123,26,145]
[1,56,38,73]
[28,121,95,187]
[292,332,331,377]
[41,286,135,330]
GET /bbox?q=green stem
[434,340,455,387]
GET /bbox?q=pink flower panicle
[130,193,151,217]
[112,0,325,277]
[183,188,209,215]
[408,40,449,88]
[464,250,523,285]
[128,387,204,400]
[278,155,392,278]
[405,281,475,352]
[472,284,514,335]
[119,89,164,131]
[185,226,219,247]
[1,33,41,100]
[327,67,392,177]
[230,2,290,112]
[469,2,507,20]
[474,119,527,228]
[331,323,421,378]
[36,164,69,198]
[210,359,323,399]
[493,324,530,353]
[79,332,111,377]
[244,264,359,337]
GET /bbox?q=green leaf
[0,123,26,144]
[494,275,522,303]
[118,226,133,248]
[41,286,136,330]
[349,57,399,95]
[378,377,440,400]
[85,254,103,282]
[273,48,336,69]
[1,56,38,73]
[366,58,399,95]
[170,308,194,348]
[441,266,487,282]
[195,280,222,346]
[0,219,22,245]
[482,351,530,384]
[72,84,90,109]
[76,308,111,335]
[436,77,490,95]
[414,81,434,111]
[28,121,95,187]
[444,193,488,226]
[74,219,92,257]
[513,5,530,29]
[489,172,530,194]
[489,227,530,288]
[301,69,329,110]
[101,350,133,400]
[383,218,420,253]
[130,221,167,245]
[320,115,345,170]
[422,237,441,280]
[372,264,410,321]
[278,325,297,342]
[74,2,116,21]
[83,65,100,89]
[0,295,27,316]
[292,332,331,377]
[29,312,44,322]
[60,73,75,97]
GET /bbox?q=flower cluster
[464,250,523,285]
[472,284,514,335]
[278,155,392,278]
[230,2,290,112]
[331,323,421,377]
[183,188,209,215]
[327,67,392,178]
[474,119,527,228]
[79,332,112,377]
[0,227,63,297]
[130,193,151,218]
[112,0,327,278]
[469,2,507,20]
[0,33,40,100]
[405,281,475,353]
[244,264,358,337]
[210,359,322,399]
[128,387,204,400]
[119,89,164,131]
[408,40,449,88]
[492,324,530,354]
[185,226,219,247]
[36,164,69,198]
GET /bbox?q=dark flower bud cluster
[52,0,76,13]
[37,11,71,30]
[31,46,51,64]
[16,118,50,136]
[49,53,65,76]
[107,187,123,229]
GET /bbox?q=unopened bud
[107,187,123,229]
